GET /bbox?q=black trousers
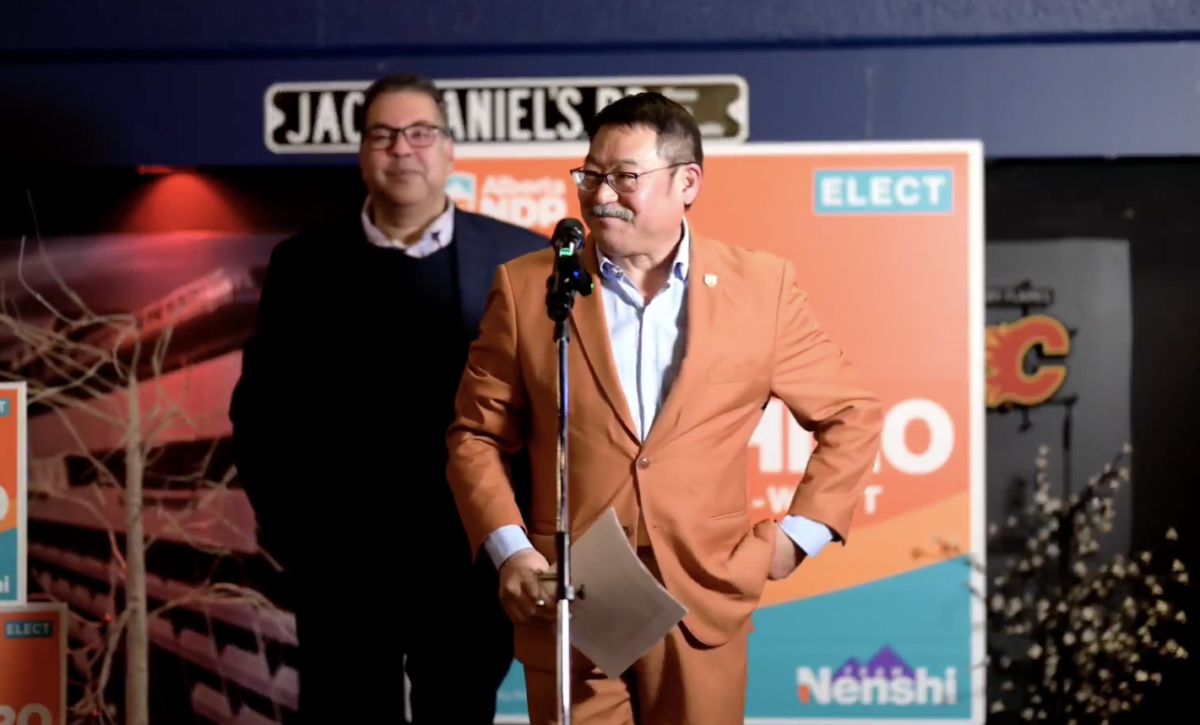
[293,560,513,724]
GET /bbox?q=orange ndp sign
[465,142,986,724]
[986,314,1071,408]
[0,382,27,605]
[0,602,67,725]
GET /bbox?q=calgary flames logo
[986,315,1070,409]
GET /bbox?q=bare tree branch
[4,221,283,725]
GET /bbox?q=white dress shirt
[361,196,454,257]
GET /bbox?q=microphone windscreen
[551,218,586,249]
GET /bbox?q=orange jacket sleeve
[770,259,884,542]
[446,264,530,559]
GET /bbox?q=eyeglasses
[364,123,449,150]
[570,163,694,193]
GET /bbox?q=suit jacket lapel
[571,237,639,443]
[643,234,718,454]
[452,210,496,339]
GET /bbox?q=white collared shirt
[595,218,691,442]
[360,197,455,257]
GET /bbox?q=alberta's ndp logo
[448,171,569,232]
[446,172,478,212]
[797,646,959,706]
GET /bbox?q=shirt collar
[598,217,691,283]
[360,196,455,252]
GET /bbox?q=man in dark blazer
[229,73,546,724]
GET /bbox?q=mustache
[591,204,634,222]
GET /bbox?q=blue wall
[2,1,1200,164]
[4,0,1200,53]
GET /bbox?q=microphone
[551,218,586,258]
[545,218,593,324]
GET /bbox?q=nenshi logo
[446,172,478,212]
[797,646,959,706]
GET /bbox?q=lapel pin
[703,274,718,287]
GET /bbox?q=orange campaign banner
[0,382,27,606]
[452,142,985,724]
[0,602,68,725]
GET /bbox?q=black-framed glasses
[570,163,694,193]
[364,123,450,150]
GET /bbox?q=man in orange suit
[446,92,883,724]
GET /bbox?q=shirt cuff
[778,514,834,558]
[483,524,534,569]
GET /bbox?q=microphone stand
[544,243,593,725]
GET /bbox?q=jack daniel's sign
[264,75,749,155]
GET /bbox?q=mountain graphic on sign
[832,657,862,680]
[830,647,914,680]
[865,646,914,678]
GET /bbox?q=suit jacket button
[637,457,650,470]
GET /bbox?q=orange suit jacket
[446,230,883,670]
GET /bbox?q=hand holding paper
[536,508,688,678]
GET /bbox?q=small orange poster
[0,602,67,725]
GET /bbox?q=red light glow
[121,172,250,233]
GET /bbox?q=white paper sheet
[539,507,688,678]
